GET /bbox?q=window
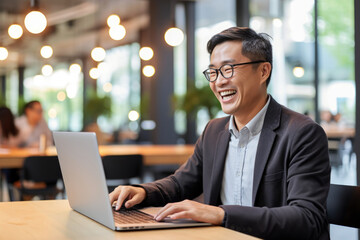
[96,43,141,135]
[318,0,355,126]
[23,63,83,131]
[195,0,236,135]
[251,0,316,117]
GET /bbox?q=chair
[14,156,63,200]
[148,164,180,180]
[102,154,143,192]
[327,184,360,228]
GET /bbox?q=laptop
[53,131,210,231]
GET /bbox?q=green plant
[17,96,26,115]
[173,84,221,119]
[84,91,112,125]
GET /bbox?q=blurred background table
[0,145,195,201]
[322,124,355,139]
[0,144,195,169]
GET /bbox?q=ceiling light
[164,27,184,47]
[107,14,120,28]
[142,65,155,77]
[0,47,9,61]
[128,110,140,121]
[40,45,53,58]
[293,66,305,78]
[91,47,106,62]
[89,67,100,79]
[139,47,154,61]
[8,24,23,39]
[69,63,82,74]
[41,64,53,76]
[109,25,126,41]
[24,10,47,34]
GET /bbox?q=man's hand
[154,200,225,225]
[109,186,146,210]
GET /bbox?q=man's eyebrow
[208,59,236,68]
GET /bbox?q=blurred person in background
[16,100,53,148]
[0,107,23,197]
[0,106,22,147]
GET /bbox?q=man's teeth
[220,90,236,97]
[223,95,233,101]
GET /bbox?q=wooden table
[0,145,195,201]
[321,124,355,139]
[0,145,195,169]
[0,200,259,240]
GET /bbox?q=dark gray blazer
[141,96,331,240]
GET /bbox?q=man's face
[209,41,268,117]
[26,102,43,124]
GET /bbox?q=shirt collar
[228,115,239,138]
[228,96,270,137]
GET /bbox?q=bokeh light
[40,45,53,59]
[24,11,47,34]
[164,27,184,47]
[8,24,23,39]
[142,65,155,77]
[139,47,154,61]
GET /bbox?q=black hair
[0,107,19,139]
[207,27,273,86]
[23,100,41,115]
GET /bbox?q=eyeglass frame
[29,107,43,114]
[202,60,267,82]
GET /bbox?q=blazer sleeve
[220,122,330,240]
[139,125,207,207]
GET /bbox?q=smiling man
[109,27,330,240]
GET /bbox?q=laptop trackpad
[163,217,204,224]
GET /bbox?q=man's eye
[223,66,232,73]
[209,70,217,76]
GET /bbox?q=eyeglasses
[30,108,43,114]
[202,60,266,82]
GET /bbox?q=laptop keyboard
[113,207,158,224]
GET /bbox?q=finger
[109,187,119,205]
[169,211,190,220]
[155,204,181,221]
[156,199,191,215]
[154,203,172,219]
[109,193,114,205]
[124,193,142,208]
[116,188,130,210]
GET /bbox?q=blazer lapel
[208,127,231,205]
[252,96,281,205]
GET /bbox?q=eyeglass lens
[205,64,234,82]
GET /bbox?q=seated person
[0,107,23,188]
[16,100,52,148]
[0,106,21,147]
[109,27,330,240]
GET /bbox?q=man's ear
[260,62,271,84]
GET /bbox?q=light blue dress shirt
[220,97,270,206]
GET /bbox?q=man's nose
[215,72,229,87]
